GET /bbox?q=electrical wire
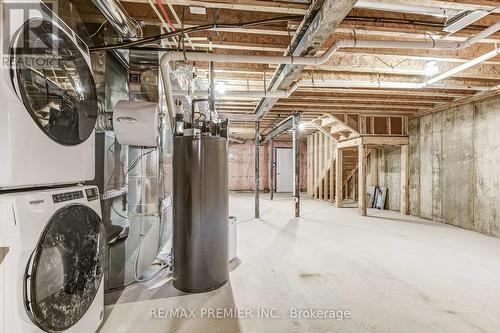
[89,21,107,38]
[124,148,157,179]
[89,16,302,52]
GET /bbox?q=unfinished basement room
[1,0,500,332]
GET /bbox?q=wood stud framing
[72,0,500,140]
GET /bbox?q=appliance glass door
[11,17,98,146]
[25,205,105,332]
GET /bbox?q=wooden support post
[335,148,343,208]
[329,141,335,203]
[400,144,409,215]
[292,113,300,217]
[313,133,318,198]
[369,148,378,187]
[307,135,312,197]
[269,139,274,200]
[318,133,324,200]
[255,122,260,219]
[358,144,367,216]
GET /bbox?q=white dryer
[0,0,98,190]
[0,185,105,333]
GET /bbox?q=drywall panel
[473,95,500,237]
[441,104,474,230]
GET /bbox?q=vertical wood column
[313,133,318,198]
[369,148,378,187]
[292,113,300,217]
[318,133,324,200]
[307,136,312,197]
[358,144,367,216]
[255,122,260,219]
[329,141,335,203]
[335,148,343,208]
[400,144,409,215]
[269,139,274,200]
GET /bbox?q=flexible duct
[93,0,142,39]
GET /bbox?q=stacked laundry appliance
[0,1,105,332]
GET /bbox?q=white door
[276,148,294,192]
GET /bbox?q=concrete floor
[99,193,500,333]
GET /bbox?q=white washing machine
[0,185,105,333]
[0,0,98,190]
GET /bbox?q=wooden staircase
[307,112,410,214]
[307,129,358,203]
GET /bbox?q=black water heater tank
[172,136,229,293]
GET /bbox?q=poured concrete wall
[473,97,500,236]
[368,147,401,211]
[371,94,500,237]
[402,94,500,237]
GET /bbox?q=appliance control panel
[85,187,99,202]
[52,190,84,203]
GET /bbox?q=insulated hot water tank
[172,135,229,293]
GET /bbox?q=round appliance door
[11,17,98,146]
[25,205,105,332]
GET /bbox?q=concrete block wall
[377,94,500,237]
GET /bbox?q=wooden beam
[255,0,358,119]
[417,86,500,116]
[255,121,260,219]
[313,133,318,198]
[293,113,301,217]
[318,133,324,200]
[369,149,378,187]
[358,144,368,216]
[307,135,312,197]
[335,148,343,208]
[329,141,335,203]
[121,0,308,15]
[269,140,274,200]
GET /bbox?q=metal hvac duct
[92,0,142,39]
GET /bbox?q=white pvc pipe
[425,48,500,86]
[354,0,457,18]
[173,46,498,98]
[160,23,500,121]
